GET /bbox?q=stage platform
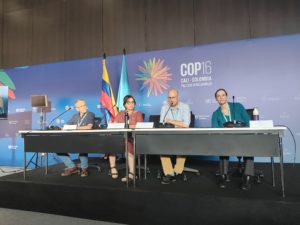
[0,158,299,225]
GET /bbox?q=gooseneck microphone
[124,111,129,128]
[162,102,173,125]
[232,95,236,123]
[47,106,73,130]
[223,96,245,128]
[159,102,175,128]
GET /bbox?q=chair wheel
[183,174,188,181]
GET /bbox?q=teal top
[211,102,250,128]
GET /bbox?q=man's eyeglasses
[168,96,177,99]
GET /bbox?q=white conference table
[19,127,286,197]
[19,129,130,183]
[132,127,286,197]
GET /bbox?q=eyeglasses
[168,96,177,99]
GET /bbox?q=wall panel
[32,0,65,64]
[249,0,300,38]
[1,0,300,68]
[65,0,103,60]
[3,0,34,13]
[195,0,251,45]
[146,0,194,51]
[2,7,33,67]
[103,0,146,55]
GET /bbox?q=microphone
[232,95,236,123]
[159,102,175,128]
[47,106,73,130]
[223,96,245,128]
[124,111,129,129]
[162,102,172,125]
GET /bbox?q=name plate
[135,122,154,129]
[107,123,125,129]
[62,124,77,130]
[250,120,274,129]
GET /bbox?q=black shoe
[242,175,251,190]
[161,175,176,184]
[175,173,187,182]
[219,174,226,188]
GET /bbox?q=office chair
[228,109,264,183]
[149,112,200,181]
[84,117,103,173]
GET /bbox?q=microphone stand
[160,103,175,128]
[223,96,245,128]
[47,107,72,130]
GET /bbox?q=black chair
[232,109,264,183]
[148,111,200,181]
[86,117,103,173]
[183,112,200,176]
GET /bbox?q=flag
[116,53,130,111]
[100,57,118,123]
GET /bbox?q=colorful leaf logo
[136,58,172,97]
[0,71,16,99]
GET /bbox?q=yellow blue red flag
[100,58,118,123]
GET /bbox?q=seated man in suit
[159,88,191,184]
[57,99,95,177]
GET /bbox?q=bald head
[168,88,179,106]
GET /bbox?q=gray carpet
[0,208,127,225]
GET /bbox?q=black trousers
[219,156,254,176]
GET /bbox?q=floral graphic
[136,58,172,97]
[0,71,16,99]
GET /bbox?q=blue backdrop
[0,33,299,167]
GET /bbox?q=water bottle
[125,111,129,128]
[253,107,259,120]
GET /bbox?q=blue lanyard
[171,108,179,120]
[77,113,87,126]
[222,109,231,122]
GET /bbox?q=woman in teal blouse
[212,88,254,190]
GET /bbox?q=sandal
[110,166,118,179]
[121,172,136,182]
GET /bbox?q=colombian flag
[100,58,118,123]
